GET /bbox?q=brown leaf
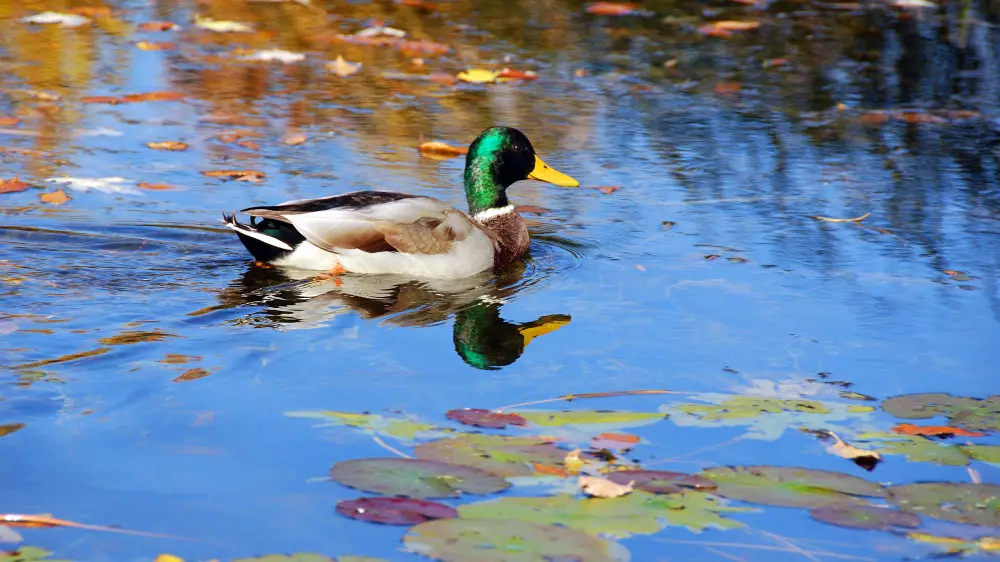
[0,116,21,127]
[138,182,175,191]
[0,177,31,194]
[146,141,188,151]
[201,170,266,181]
[714,82,742,94]
[396,39,451,56]
[514,205,551,215]
[586,2,641,15]
[418,141,468,158]
[428,72,458,86]
[235,139,260,151]
[173,368,213,382]
[578,475,634,498]
[594,186,621,194]
[40,190,70,205]
[139,21,178,32]
[160,354,201,364]
[136,41,176,51]
[859,111,889,125]
[282,132,308,146]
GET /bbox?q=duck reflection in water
[225,260,570,370]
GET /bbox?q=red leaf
[336,497,458,525]
[892,424,986,438]
[586,2,641,15]
[498,68,539,81]
[446,408,527,429]
[139,21,178,32]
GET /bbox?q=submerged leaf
[414,434,565,477]
[336,497,457,525]
[809,505,920,531]
[403,518,626,562]
[329,457,509,498]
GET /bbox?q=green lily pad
[458,490,751,537]
[403,519,628,562]
[888,483,1000,526]
[963,445,1000,466]
[809,505,921,531]
[907,532,1000,556]
[605,470,717,494]
[663,394,874,440]
[514,409,667,430]
[881,393,1000,431]
[858,433,970,466]
[413,434,566,477]
[286,410,442,442]
[329,458,509,499]
[699,466,886,508]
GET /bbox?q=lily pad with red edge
[887,482,1000,526]
[698,466,886,508]
[336,497,458,525]
[414,434,566,477]
[329,458,508,499]
[403,518,629,562]
[446,408,527,429]
[606,469,717,494]
[809,505,921,530]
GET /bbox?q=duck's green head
[463,126,579,215]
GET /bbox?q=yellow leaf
[194,14,253,33]
[154,555,184,562]
[564,448,584,475]
[457,69,499,84]
[327,55,362,77]
[146,141,188,151]
[578,475,634,498]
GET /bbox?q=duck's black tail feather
[222,212,306,263]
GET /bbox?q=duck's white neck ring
[473,204,515,222]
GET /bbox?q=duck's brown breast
[476,209,529,268]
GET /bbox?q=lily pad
[446,408,527,429]
[0,547,70,562]
[458,490,750,537]
[335,497,457,525]
[963,445,1000,466]
[858,433,970,466]
[907,532,1000,556]
[403,518,628,562]
[514,409,667,430]
[882,393,983,420]
[699,466,885,508]
[606,470,717,494]
[809,505,921,531]
[414,434,565,477]
[888,483,1000,526]
[329,458,508,499]
[286,410,442,442]
[663,394,874,440]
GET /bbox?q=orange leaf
[533,463,569,478]
[121,92,184,103]
[594,185,621,194]
[173,368,213,382]
[943,270,963,276]
[236,139,261,151]
[40,190,70,205]
[82,95,122,105]
[146,141,188,151]
[136,41,176,51]
[201,170,266,182]
[498,68,539,81]
[586,2,641,15]
[894,111,947,124]
[714,82,742,94]
[137,182,175,191]
[282,132,308,146]
[595,432,640,444]
[418,141,468,158]
[0,177,31,194]
[713,20,761,30]
[892,424,986,438]
[139,21,178,32]
[0,116,21,127]
[69,6,112,17]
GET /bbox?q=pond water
[1,0,999,560]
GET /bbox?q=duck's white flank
[472,204,514,222]
[224,220,293,251]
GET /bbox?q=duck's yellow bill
[528,155,579,187]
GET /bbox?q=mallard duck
[223,126,579,279]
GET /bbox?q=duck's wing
[241,191,487,255]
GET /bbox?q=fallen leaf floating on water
[327,55,362,77]
[564,448,585,475]
[245,49,306,63]
[594,186,621,195]
[908,532,1000,556]
[139,21,179,31]
[595,432,640,445]
[138,182,175,191]
[82,92,184,104]
[39,190,70,205]
[578,475,634,498]
[698,20,761,37]
[0,177,31,194]
[445,408,527,429]
[0,116,21,127]
[809,211,871,223]
[146,141,188,151]
[893,423,986,438]
[533,463,569,477]
[0,514,183,539]
[336,497,458,525]
[497,68,539,81]
[201,170,266,182]
[457,69,499,84]
[282,132,308,146]
[136,41,176,51]
[418,141,468,158]
[236,139,261,151]
[586,2,643,15]
[173,368,213,382]
[21,12,91,28]
[153,555,183,562]
[193,14,254,33]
